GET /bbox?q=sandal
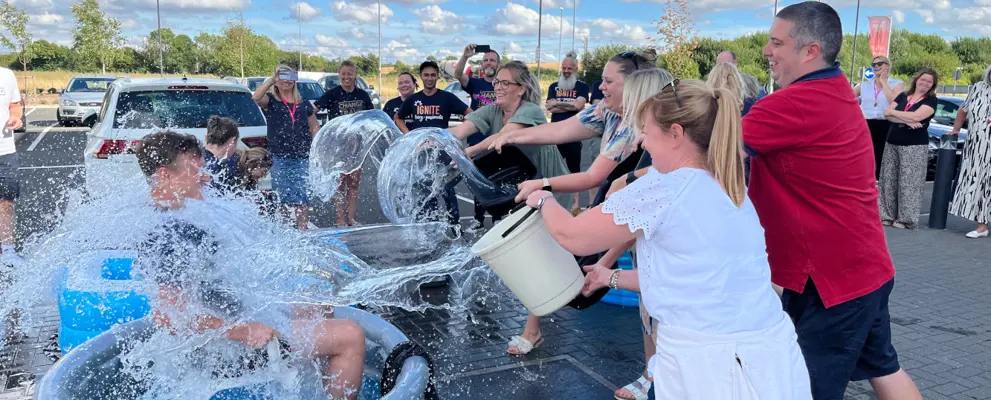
[507,334,543,355]
[615,375,652,400]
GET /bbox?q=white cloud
[412,5,465,34]
[913,2,991,35]
[315,34,349,48]
[400,34,414,44]
[11,0,54,10]
[30,12,63,26]
[289,2,322,21]
[530,0,579,7]
[120,18,139,30]
[588,18,647,42]
[891,10,905,24]
[331,1,394,24]
[337,26,371,40]
[508,41,523,53]
[489,2,573,37]
[108,0,252,12]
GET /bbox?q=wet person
[203,116,241,195]
[252,64,318,230]
[546,51,590,176]
[236,147,277,216]
[451,61,573,216]
[528,80,812,400]
[855,56,904,180]
[382,72,418,129]
[134,131,366,399]
[316,61,374,227]
[455,45,500,231]
[0,65,22,269]
[743,2,923,399]
[879,69,938,230]
[394,61,473,229]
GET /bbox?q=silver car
[58,75,117,127]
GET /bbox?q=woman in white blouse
[854,56,905,180]
[525,80,811,399]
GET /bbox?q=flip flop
[507,334,543,355]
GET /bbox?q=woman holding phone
[252,64,319,230]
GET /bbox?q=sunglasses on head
[618,51,640,70]
[663,78,683,108]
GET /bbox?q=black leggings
[557,142,583,174]
[866,119,891,180]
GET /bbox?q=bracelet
[608,270,621,290]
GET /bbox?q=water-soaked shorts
[0,153,20,201]
[271,156,309,206]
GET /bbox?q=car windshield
[67,78,115,92]
[112,90,266,129]
[297,82,324,101]
[323,76,340,89]
[246,78,266,91]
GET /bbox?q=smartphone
[474,44,491,54]
[279,71,298,82]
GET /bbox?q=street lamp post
[156,0,164,76]
[536,0,542,90]
[850,0,861,84]
[572,5,576,52]
[559,7,564,62]
[377,0,382,96]
[297,3,302,71]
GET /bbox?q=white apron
[649,312,813,400]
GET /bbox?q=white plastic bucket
[471,205,583,316]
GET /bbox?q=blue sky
[13,0,990,64]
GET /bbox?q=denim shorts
[271,156,310,206]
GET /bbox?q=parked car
[83,77,270,194]
[442,81,471,125]
[58,75,118,127]
[316,74,381,109]
[925,96,969,180]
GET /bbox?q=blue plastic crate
[58,288,151,331]
[601,252,640,308]
[100,258,135,280]
[58,323,102,355]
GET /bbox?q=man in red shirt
[743,2,923,400]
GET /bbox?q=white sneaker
[965,229,989,239]
[0,251,25,268]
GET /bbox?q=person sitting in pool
[134,130,366,400]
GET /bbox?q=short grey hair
[776,1,843,65]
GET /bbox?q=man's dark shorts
[0,153,20,201]
[782,278,900,400]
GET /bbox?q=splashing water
[0,109,529,398]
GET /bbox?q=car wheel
[56,110,65,127]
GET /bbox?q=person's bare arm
[853,83,862,97]
[513,155,619,202]
[252,70,278,109]
[6,101,22,130]
[451,120,479,140]
[394,114,409,133]
[308,112,319,136]
[950,105,968,134]
[886,105,935,124]
[877,76,904,103]
[484,115,597,151]
[454,45,473,88]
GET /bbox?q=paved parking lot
[2,107,990,399]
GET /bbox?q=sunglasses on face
[872,61,887,67]
[618,51,640,70]
[664,78,683,108]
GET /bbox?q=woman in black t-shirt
[383,72,418,127]
[880,68,938,229]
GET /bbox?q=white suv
[83,77,270,195]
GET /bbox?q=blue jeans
[271,156,309,205]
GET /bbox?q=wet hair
[608,50,657,76]
[205,115,240,146]
[398,71,419,89]
[776,1,843,65]
[135,130,203,177]
[635,80,746,206]
[906,68,939,98]
[706,62,746,108]
[419,61,440,74]
[269,64,302,103]
[497,61,542,105]
[237,147,273,189]
[619,68,674,135]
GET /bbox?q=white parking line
[24,108,36,117]
[26,125,54,152]
[18,164,85,170]
[456,195,473,204]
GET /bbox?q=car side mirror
[369,85,375,90]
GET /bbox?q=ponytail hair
[635,80,746,207]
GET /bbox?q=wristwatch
[625,171,638,185]
[542,177,552,191]
[536,194,554,210]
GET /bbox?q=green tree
[443,55,457,61]
[112,47,142,72]
[0,2,31,71]
[144,28,175,73]
[70,0,124,73]
[26,40,70,71]
[216,15,279,77]
[580,43,635,83]
[170,34,196,73]
[349,53,379,76]
[951,37,991,66]
[392,60,414,75]
[194,32,221,75]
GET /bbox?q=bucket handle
[501,203,537,238]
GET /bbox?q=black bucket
[466,147,538,217]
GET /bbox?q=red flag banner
[868,16,892,57]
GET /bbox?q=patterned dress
[950,82,991,224]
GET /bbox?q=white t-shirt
[0,68,21,156]
[602,167,782,335]
[859,77,903,120]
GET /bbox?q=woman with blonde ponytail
[523,80,811,399]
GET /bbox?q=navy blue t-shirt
[397,90,470,130]
[203,151,240,194]
[384,96,412,127]
[546,81,590,122]
[263,93,314,159]
[590,80,604,103]
[315,85,373,120]
[464,77,496,110]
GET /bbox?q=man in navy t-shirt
[315,61,374,227]
[394,61,472,231]
[454,45,499,144]
[545,53,589,173]
[590,79,604,105]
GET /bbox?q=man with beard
[545,52,589,176]
[455,45,500,231]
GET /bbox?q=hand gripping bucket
[470,204,584,316]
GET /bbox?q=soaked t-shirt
[383,96,412,126]
[547,81,590,122]
[204,151,240,194]
[315,85,373,121]
[396,90,470,130]
[140,216,242,318]
[263,93,315,159]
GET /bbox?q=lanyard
[281,96,298,124]
[873,79,884,106]
[905,94,922,111]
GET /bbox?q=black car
[926,96,968,180]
